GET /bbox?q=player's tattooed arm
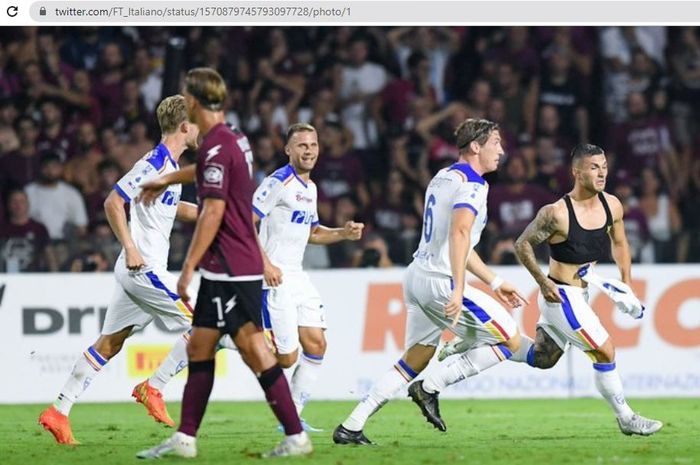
[514,205,558,285]
[515,204,562,303]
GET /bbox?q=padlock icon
[40,6,47,15]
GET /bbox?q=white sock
[54,346,109,415]
[291,352,323,416]
[509,335,535,364]
[593,362,635,421]
[342,360,417,431]
[423,344,512,394]
[148,332,190,391]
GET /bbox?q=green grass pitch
[2,398,698,465]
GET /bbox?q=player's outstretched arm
[104,190,145,271]
[514,204,561,303]
[138,165,197,206]
[308,222,364,245]
[446,209,475,326]
[178,198,225,301]
[606,195,632,285]
[175,201,198,223]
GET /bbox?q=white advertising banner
[1,265,699,404]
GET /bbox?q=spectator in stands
[669,27,700,152]
[415,101,468,170]
[610,91,679,194]
[115,78,150,133]
[382,51,436,133]
[533,136,571,197]
[336,35,388,150]
[37,99,71,161]
[327,194,364,267]
[352,232,394,268]
[679,156,700,261]
[83,160,122,225]
[638,167,683,262]
[252,134,282,185]
[369,170,422,264]
[315,122,370,220]
[493,62,528,138]
[133,46,163,113]
[24,152,88,240]
[122,121,153,167]
[64,121,104,194]
[535,47,589,142]
[536,104,573,164]
[490,155,556,239]
[388,134,431,191]
[0,188,56,272]
[0,115,41,190]
[94,42,126,126]
[600,26,667,122]
[612,170,652,263]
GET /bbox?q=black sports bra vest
[549,193,613,265]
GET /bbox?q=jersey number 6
[423,194,436,243]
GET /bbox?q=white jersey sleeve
[114,160,161,203]
[252,177,285,219]
[453,180,488,217]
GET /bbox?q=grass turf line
[1,398,698,465]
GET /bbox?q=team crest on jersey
[203,163,224,187]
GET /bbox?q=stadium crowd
[1,26,699,272]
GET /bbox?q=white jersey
[113,143,182,269]
[411,162,489,277]
[253,164,319,272]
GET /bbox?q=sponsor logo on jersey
[295,193,314,203]
[291,210,315,224]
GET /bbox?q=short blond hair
[286,122,316,142]
[185,67,227,111]
[156,95,188,135]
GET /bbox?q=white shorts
[537,284,610,352]
[403,264,517,351]
[101,257,193,335]
[261,271,325,355]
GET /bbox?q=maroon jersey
[0,220,50,271]
[196,123,263,278]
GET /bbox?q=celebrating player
[136,68,312,459]
[38,95,201,445]
[333,118,530,445]
[253,123,363,431]
[513,143,663,436]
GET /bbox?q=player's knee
[300,334,326,356]
[277,351,298,368]
[502,332,521,354]
[591,342,615,363]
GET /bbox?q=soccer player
[136,68,311,459]
[513,143,663,436]
[38,95,201,445]
[333,119,531,445]
[253,123,363,431]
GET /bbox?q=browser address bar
[27,1,700,23]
